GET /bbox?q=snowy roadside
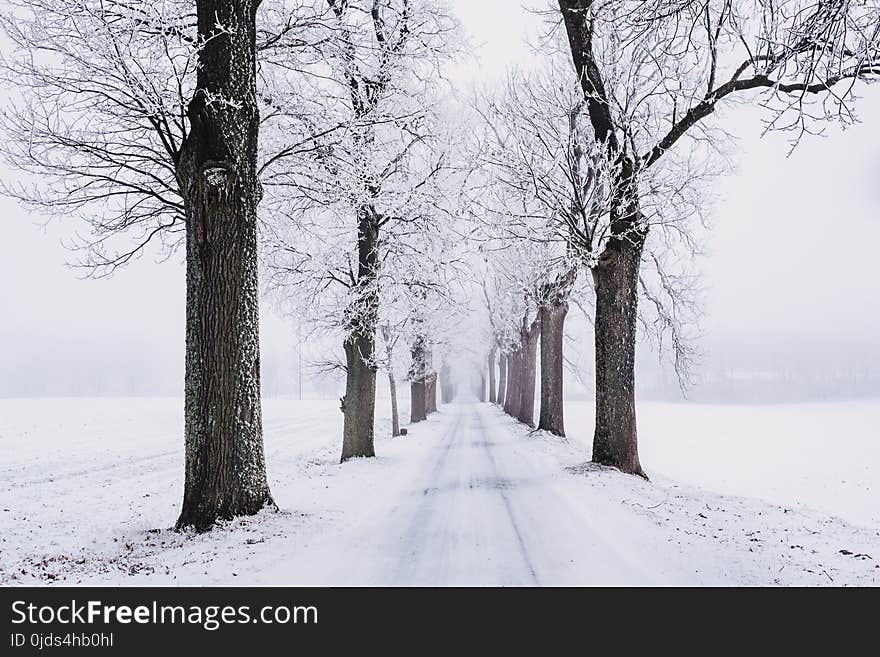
[566,399,880,528]
[493,410,879,586]
[0,396,425,586]
[0,398,877,586]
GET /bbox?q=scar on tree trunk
[175,0,272,532]
[591,237,646,478]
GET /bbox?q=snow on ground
[566,400,880,527]
[0,397,877,586]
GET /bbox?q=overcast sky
[1,0,878,398]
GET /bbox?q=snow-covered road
[264,402,687,586]
[2,398,878,586]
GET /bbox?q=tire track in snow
[389,403,539,585]
[470,406,539,584]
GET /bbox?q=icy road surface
[1,398,877,585]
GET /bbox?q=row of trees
[0,0,877,529]
[472,0,879,477]
[0,0,469,531]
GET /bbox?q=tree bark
[388,369,400,437]
[538,300,568,436]
[410,378,427,423]
[340,204,380,461]
[503,349,522,418]
[425,371,438,414]
[175,0,272,532]
[341,332,377,459]
[558,0,646,477]
[516,320,540,427]
[497,354,507,407]
[590,233,646,477]
[410,335,427,423]
[333,0,388,462]
[487,346,497,403]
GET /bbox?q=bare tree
[380,324,401,436]
[478,258,534,422]
[328,0,402,458]
[477,248,538,424]
[473,69,600,435]
[0,0,332,529]
[472,62,709,440]
[0,0,326,273]
[264,0,460,460]
[481,273,513,407]
[0,0,301,529]
[555,0,880,475]
[406,264,472,420]
[171,0,278,530]
[0,0,193,273]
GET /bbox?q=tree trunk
[503,349,522,418]
[591,236,645,477]
[341,203,380,461]
[175,0,272,532]
[557,0,646,477]
[381,326,399,437]
[516,321,540,427]
[425,372,438,414]
[388,370,400,437]
[410,335,427,423]
[410,378,427,423]
[341,331,377,460]
[497,354,507,407]
[538,301,568,436]
[487,346,497,403]
[439,360,452,403]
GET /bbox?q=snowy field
[566,400,880,528]
[0,397,877,586]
